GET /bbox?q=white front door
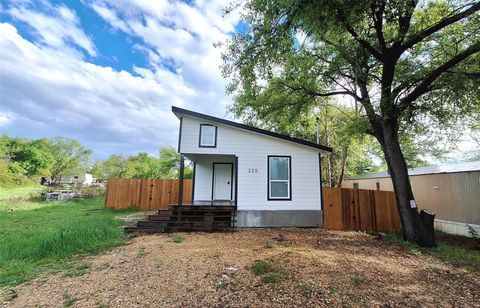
[213,163,232,200]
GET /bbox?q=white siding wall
[180,116,322,211]
[194,155,236,200]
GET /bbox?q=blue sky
[0,0,241,159]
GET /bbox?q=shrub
[0,160,34,186]
[263,272,283,283]
[467,224,479,239]
[73,185,106,199]
[252,260,272,275]
[169,235,184,243]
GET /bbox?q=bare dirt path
[6,229,480,307]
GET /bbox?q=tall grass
[0,195,136,287]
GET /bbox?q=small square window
[199,124,217,147]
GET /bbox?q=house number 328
[248,168,258,174]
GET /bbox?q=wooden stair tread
[126,204,237,234]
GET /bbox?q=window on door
[268,156,291,200]
[199,124,217,147]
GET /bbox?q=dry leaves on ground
[5,229,480,307]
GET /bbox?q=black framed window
[199,124,217,147]
[268,156,291,200]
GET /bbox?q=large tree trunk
[375,119,436,247]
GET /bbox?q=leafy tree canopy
[222,0,480,245]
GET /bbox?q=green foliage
[262,272,283,283]
[252,260,284,283]
[168,234,184,243]
[63,262,91,278]
[63,295,77,307]
[223,0,479,172]
[0,195,136,287]
[124,152,163,179]
[467,225,479,239]
[0,135,189,184]
[252,260,272,275]
[48,137,92,180]
[0,159,34,186]
[0,135,91,185]
[386,232,480,273]
[94,146,192,180]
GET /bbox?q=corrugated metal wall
[343,171,480,224]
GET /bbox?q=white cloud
[7,0,97,57]
[0,113,12,126]
[0,22,189,157]
[88,0,239,115]
[0,1,241,158]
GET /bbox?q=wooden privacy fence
[323,187,402,232]
[105,179,192,210]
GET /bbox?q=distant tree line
[90,147,192,180]
[0,135,191,186]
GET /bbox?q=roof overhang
[172,106,333,153]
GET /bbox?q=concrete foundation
[434,219,480,237]
[236,210,322,228]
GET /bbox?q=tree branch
[399,42,480,108]
[372,0,387,52]
[400,2,480,52]
[280,82,352,97]
[344,23,383,60]
[393,0,418,47]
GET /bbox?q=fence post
[178,155,184,206]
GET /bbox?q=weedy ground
[4,228,479,307]
[0,185,137,288]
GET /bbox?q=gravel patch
[5,229,479,307]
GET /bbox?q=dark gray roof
[172,106,333,152]
[349,161,480,179]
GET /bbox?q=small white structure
[46,190,75,202]
[173,106,332,227]
[58,174,93,185]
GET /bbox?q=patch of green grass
[63,294,76,307]
[386,232,480,274]
[168,234,184,243]
[251,260,285,284]
[262,272,283,283]
[94,263,111,271]
[328,284,337,294]
[0,185,44,200]
[252,260,272,275]
[0,195,137,287]
[0,185,47,211]
[63,262,91,277]
[137,246,147,258]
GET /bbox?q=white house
[173,106,332,227]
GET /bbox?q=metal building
[343,161,480,236]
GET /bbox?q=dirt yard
[5,229,480,307]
